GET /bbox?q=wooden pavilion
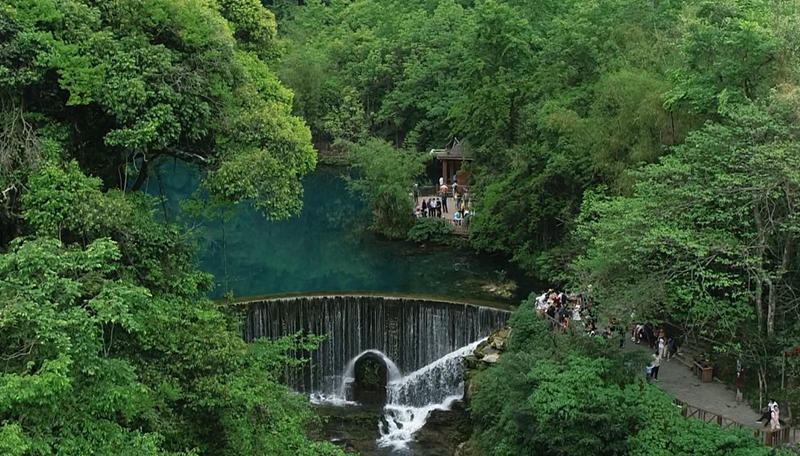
[432,138,472,186]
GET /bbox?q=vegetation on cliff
[0,0,341,454]
[278,0,799,422]
[467,301,792,456]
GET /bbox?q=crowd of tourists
[414,176,472,226]
[533,289,678,381]
[534,289,587,329]
[533,289,788,434]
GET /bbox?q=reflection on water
[146,161,536,302]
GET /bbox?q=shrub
[406,217,454,243]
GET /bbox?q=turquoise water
[146,161,534,304]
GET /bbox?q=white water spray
[376,339,485,450]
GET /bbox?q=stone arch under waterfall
[242,294,510,396]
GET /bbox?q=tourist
[658,332,667,360]
[427,199,435,217]
[667,336,678,359]
[435,199,442,218]
[546,303,556,325]
[770,402,781,431]
[439,183,449,212]
[572,302,582,322]
[536,292,547,313]
[759,399,777,425]
[650,350,661,380]
[453,210,462,226]
[421,199,428,217]
[643,324,656,348]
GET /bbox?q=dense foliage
[1,161,344,455]
[406,217,454,244]
[277,0,800,419]
[468,301,791,456]
[3,0,799,453]
[0,0,315,245]
[0,0,343,454]
[346,139,424,239]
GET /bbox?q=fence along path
[675,399,797,447]
[537,312,797,447]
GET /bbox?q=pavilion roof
[434,138,473,161]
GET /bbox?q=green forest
[1,0,799,455]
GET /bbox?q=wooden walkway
[675,399,797,446]
[537,312,797,447]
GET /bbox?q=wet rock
[413,401,472,455]
[482,353,500,364]
[480,280,517,299]
[463,354,480,370]
[455,440,482,456]
[312,403,383,454]
[488,328,511,351]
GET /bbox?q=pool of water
[145,161,536,303]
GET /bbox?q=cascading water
[377,340,485,450]
[243,295,509,451]
[244,295,509,395]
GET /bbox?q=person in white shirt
[535,292,547,309]
[770,402,781,431]
[650,351,661,380]
[759,399,777,425]
[658,335,667,359]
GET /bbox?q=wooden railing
[674,399,797,447]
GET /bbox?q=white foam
[309,393,358,407]
[377,395,463,450]
[376,339,485,450]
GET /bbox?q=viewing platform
[415,193,470,235]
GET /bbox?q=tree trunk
[131,156,149,191]
[766,277,775,337]
[769,232,794,337]
[754,275,764,332]
[752,203,767,333]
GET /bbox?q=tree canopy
[276,0,800,419]
[0,1,343,454]
[1,0,315,242]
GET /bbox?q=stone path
[625,343,762,427]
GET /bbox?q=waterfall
[377,340,484,450]
[243,295,509,450]
[243,295,509,396]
